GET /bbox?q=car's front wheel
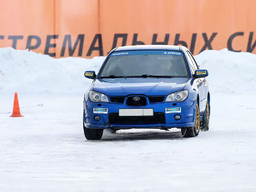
[83,116,103,140]
[83,127,103,140]
[200,101,210,131]
[181,103,200,137]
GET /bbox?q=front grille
[126,96,147,106]
[109,112,165,125]
[110,96,125,103]
[148,96,165,103]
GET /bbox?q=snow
[0,47,256,192]
[196,49,256,93]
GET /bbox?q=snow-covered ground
[0,47,256,192]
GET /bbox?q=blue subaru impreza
[83,45,210,140]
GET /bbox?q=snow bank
[1,47,256,94]
[0,48,105,94]
[196,49,256,93]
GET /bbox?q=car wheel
[200,101,210,131]
[83,117,103,140]
[84,128,103,140]
[181,103,200,137]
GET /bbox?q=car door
[186,51,207,112]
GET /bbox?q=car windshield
[98,50,190,78]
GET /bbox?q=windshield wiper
[99,74,174,78]
[140,74,174,78]
[99,75,125,78]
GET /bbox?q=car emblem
[133,96,140,101]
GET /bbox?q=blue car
[83,45,210,140]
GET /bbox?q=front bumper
[83,98,196,129]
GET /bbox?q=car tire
[181,103,200,137]
[83,116,103,140]
[83,127,103,140]
[200,101,210,131]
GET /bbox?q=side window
[185,51,196,74]
[187,51,199,70]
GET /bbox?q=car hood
[92,78,189,96]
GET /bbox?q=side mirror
[194,69,208,78]
[84,71,96,79]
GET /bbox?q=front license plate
[119,109,153,116]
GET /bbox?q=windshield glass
[98,50,190,78]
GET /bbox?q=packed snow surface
[0,47,256,192]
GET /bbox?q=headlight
[165,90,188,102]
[89,91,109,103]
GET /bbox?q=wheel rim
[206,103,210,126]
[195,104,200,133]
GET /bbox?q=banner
[0,0,255,58]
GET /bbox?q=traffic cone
[10,92,23,117]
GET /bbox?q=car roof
[114,45,188,52]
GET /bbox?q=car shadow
[100,129,185,141]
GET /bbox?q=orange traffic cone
[10,92,23,117]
